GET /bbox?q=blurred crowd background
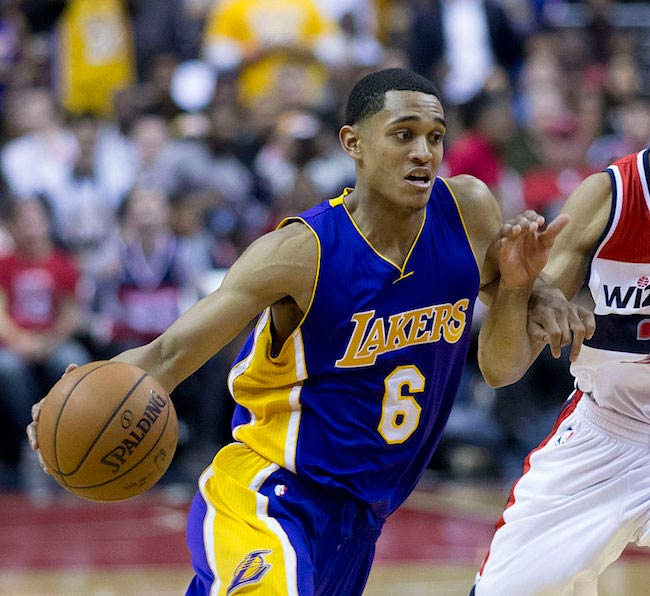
[0,0,648,499]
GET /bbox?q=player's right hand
[26,363,79,475]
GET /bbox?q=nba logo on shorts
[556,427,574,446]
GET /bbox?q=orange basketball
[37,361,178,502]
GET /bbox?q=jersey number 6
[378,365,425,444]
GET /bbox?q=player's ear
[339,125,362,161]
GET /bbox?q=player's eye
[430,132,444,145]
[395,129,412,141]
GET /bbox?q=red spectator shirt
[445,132,502,189]
[0,250,79,331]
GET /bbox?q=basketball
[37,361,178,502]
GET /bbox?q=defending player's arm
[112,222,318,393]
[537,172,611,300]
[525,172,610,357]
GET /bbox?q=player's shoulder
[443,174,501,245]
[443,174,495,207]
[244,220,318,267]
[221,220,318,308]
[562,171,611,213]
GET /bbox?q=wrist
[499,278,535,293]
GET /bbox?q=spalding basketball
[37,361,178,502]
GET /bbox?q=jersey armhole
[583,168,619,289]
[269,217,322,362]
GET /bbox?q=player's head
[344,68,441,126]
[340,69,446,210]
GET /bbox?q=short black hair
[344,68,441,125]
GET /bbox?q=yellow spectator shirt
[203,0,337,108]
[56,0,135,116]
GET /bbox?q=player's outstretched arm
[112,222,318,393]
[26,222,318,466]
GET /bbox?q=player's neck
[344,189,425,266]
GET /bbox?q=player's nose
[409,137,433,163]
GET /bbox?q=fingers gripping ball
[37,361,178,502]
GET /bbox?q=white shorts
[473,390,650,596]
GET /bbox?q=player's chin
[402,181,433,205]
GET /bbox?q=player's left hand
[527,286,595,361]
[26,363,79,475]
[497,211,570,290]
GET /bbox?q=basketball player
[471,148,650,596]
[28,69,587,595]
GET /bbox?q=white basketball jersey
[570,148,650,423]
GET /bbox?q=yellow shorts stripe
[199,444,299,595]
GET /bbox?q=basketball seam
[65,395,176,491]
[56,370,149,476]
[48,362,114,484]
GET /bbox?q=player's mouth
[404,169,432,189]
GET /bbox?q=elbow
[480,368,508,389]
[478,351,523,389]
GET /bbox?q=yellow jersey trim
[441,178,480,270]
[328,188,352,207]
[270,217,321,363]
[333,190,426,275]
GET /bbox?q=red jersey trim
[598,149,650,263]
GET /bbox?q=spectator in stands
[169,187,220,294]
[314,0,384,70]
[587,95,650,168]
[202,0,346,115]
[91,186,193,352]
[0,196,90,487]
[521,111,597,219]
[115,53,186,126]
[1,87,76,200]
[46,112,133,266]
[406,0,524,105]
[444,90,523,218]
[54,0,135,116]
[253,107,355,225]
[129,0,207,80]
[128,112,215,196]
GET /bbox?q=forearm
[111,329,216,396]
[111,288,259,394]
[111,340,177,393]
[478,282,543,387]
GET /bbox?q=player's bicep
[219,222,318,311]
[543,172,612,299]
[470,190,502,302]
[446,175,502,299]
[156,223,318,371]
